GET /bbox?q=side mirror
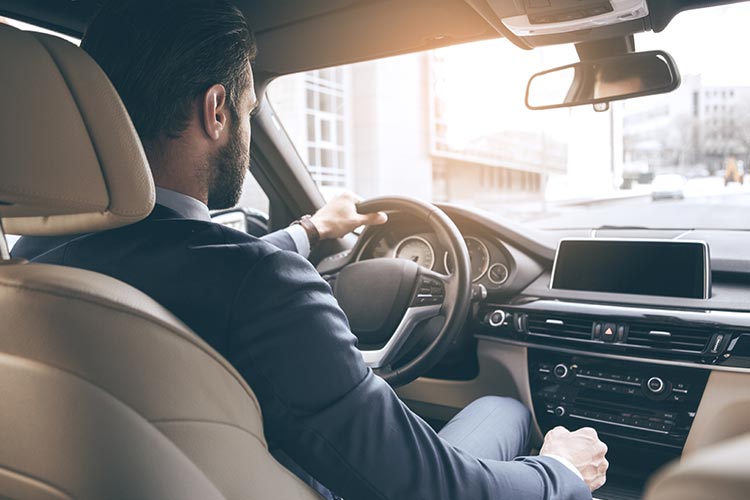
[211,207,269,237]
[526,50,681,110]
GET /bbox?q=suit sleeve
[260,228,305,254]
[260,228,297,252]
[227,249,591,500]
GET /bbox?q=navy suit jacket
[12,205,590,500]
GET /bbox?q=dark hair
[82,0,255,145]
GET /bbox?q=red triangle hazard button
[601,323,616,341]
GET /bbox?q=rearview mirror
[525,50,681,110]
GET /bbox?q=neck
[145,136,210,205]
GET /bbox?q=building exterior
[623,75,750,175]
[267,42,619,213]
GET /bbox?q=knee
[474,396,531,431]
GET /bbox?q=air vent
[527,314,593,341]
[627,323,712,355]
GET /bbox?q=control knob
[647,376,666,394]
[554,406,566,417]
[486,309,506,327]
[553,363,570,379]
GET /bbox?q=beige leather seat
[643,433,750,500]
[0,24,321,499]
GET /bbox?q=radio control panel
[529,350,709,449]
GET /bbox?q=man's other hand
[540,426,609,491]
[310,191,388,240]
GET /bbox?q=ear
[201,84,229,141]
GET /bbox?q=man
[12,1,608,499]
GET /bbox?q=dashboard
[317,203,750,499]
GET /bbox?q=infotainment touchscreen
[551,239,710,299]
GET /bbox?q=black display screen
[551,240,709,299]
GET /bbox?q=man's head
[82,0,258,208]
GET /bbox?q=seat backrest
[0,24,320,499]
[643,433,750,500]
[0,264,321,499]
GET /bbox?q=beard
[206,125,249,210]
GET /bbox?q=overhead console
[465,0,653,48]
[496,0,649,37]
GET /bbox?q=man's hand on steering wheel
[310,190,389,240]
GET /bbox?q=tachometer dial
[393,236,435,270]
[444,236,490,282]
[487,263,509,285]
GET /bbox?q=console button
[554,406,566,417]
[592,322,603,339]
[487,310,506,327]
[617,324,628,342]
[602,323,617,342]
[647,377,666,394]
[553,364,569,379]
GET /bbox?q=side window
[236,173,270,215]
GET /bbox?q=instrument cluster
[361,228,513,289]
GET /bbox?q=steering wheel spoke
[360,303,442,369]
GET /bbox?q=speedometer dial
[444,236,490,282]
[393,236,435,270]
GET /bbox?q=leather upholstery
[0,264,321,499]
[0,23,320,499]
[644,433,750,500]
[0,24,154,236]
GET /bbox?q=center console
[472,238,749,499]
[529,350,709,450]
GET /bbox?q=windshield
[267,4,750,231]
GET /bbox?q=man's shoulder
[125,216,291,264]
[17,216,288,268]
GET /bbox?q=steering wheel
[328,197,472,387]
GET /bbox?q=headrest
[0,24,154,236]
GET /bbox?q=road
[528,177,750,230]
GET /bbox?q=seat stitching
[0,464,73,500]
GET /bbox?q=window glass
[267,4,750,230]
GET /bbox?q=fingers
[360,211,388,226]
[590,473,607,492]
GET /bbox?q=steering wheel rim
[344,196,472,387]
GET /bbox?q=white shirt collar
[155,187,211,221]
